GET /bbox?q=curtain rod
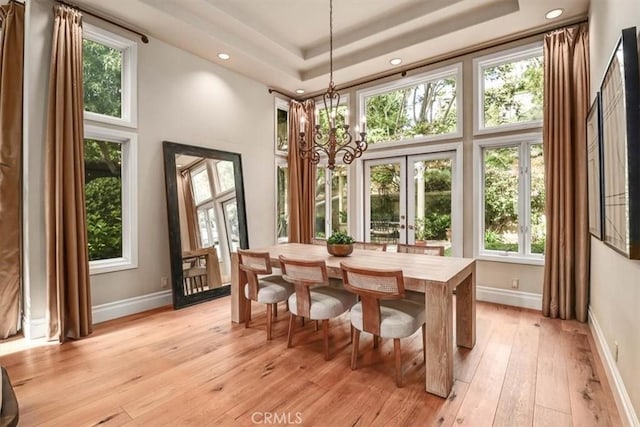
[269,16,588,100]
[57,0,149,44]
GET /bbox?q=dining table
[230,243,476,398]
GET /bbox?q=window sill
[476,253,544,266]
[90,257,138,275]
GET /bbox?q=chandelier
[298,0,368,170]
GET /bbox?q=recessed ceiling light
[389,58,402,66]
[217,53,230,60]
[295,89,305,94]
[545,8,563,19]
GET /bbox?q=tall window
[474,43,543,133]
[358,64,462,145]
[315,165,349,238]
[276,159,288,243]
[83,24,138,274]
[475,135,545,263]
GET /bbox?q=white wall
[22,0,277,330]
[589,0,640,419]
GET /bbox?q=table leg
[456,263,476,349]
[425,281,453,397]
[231,252,248,323]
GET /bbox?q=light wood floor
[0,297,621,426]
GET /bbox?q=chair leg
[287,314,296,348]
[373,335,379,349]
[266,304,273,341]
[394,338,402,387]
[273,302,278,318]
[422,324,426,363]
[314,320,319,332]
[349,325,354,344]
[286,300,289,312]
[245,299,251,328]
[322,319,330,361]
[351,329,360,370]
[301,317,305,327]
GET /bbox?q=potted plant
[414,217,427,246]
[326,231,355,257]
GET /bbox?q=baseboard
[589,307,639,427]
[476,285,542,310]
[22,315,47,340]
[92,290,172,324]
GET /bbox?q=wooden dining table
[230,243,476,398]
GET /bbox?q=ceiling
[73,0,590,97]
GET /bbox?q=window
[83,23,137,128]
[358,64,462,145]
[474,134,545,263]
[276,159,288,243]
[474,43,543,133]
[275,98,289,155]
[83,25,138,275]
[315,164,349,238]
[84,126,138,274]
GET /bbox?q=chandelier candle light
[298,0,368,170]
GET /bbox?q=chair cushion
[245,275,294,304]
[350,299,426,339]
[288,286,357,320]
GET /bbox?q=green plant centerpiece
[326,231,355,257]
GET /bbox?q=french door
[364,151,460,256]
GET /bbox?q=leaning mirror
[163,141,249,308]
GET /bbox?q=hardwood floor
[0,298,621,426]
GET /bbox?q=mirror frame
[163,141,249,308]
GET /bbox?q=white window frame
[275,97,289,155]
[357,63,463,149]
[275,157,289,244]
[473,42,543,135]
[314,163,350,238]
[85,125,138,275]
[473,133,544,265]
[83,23,138,128]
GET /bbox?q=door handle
[407,225,414,230]
[400,224,405,230]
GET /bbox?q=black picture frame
[586,92,604,239]
[162,141,249,309]
[599,26,640,259]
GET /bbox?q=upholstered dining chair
[396,243,444,256]
[279,255,357,360]
[340,263,426,387]
[238,249,294,340]
[353,241,387,251]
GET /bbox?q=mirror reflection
[164,142,248,308]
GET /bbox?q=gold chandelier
[298,0,368,170]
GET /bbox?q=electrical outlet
[161,276,169,289]
[614,341,619,362]
[511,279,519,289]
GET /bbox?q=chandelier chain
[329,0,333,86]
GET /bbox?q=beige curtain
[287,100,316,243]
[0,1,24,339]
[542,23,590,322]
[45,5,92,342]
[179,170,199,251]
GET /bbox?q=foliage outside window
[85,139,123,261]
[476,44,543,131]
[83,23,137,127]
[361,66,460,145]
[315,164,348,238]
[275,99,289,154]
[479,139,545,260]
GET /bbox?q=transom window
[83,23,137,128]
[474,43,543,133]
[358,64,462,145]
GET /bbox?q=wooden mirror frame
[163,141,249,308]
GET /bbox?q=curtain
[178,170,199,251]
[45,5,92,342]
[287,100,316,243]
[542,23,590,322]
[0,1,24,339]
